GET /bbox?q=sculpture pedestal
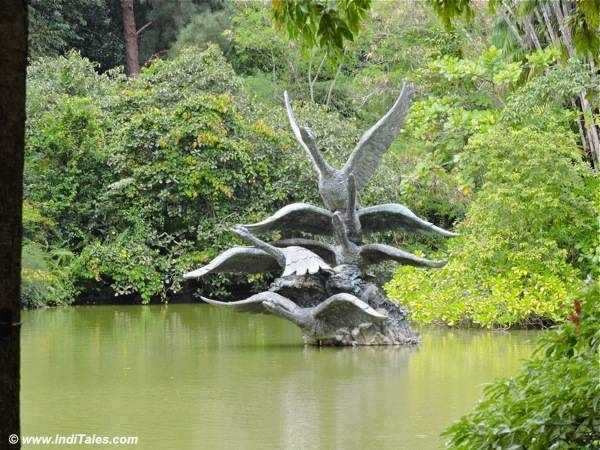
[303,320,419,346]
[269,265,420,346]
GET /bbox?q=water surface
[21,305,540,449]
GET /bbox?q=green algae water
[21,305,540,449]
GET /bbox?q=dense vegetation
[23,45,355,305]
[444,282,600,448]
[386,57,599,327]
[24,0,598,329]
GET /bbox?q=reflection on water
[21,305,540,449]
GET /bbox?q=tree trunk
[579,94,600,168]
[121,0,140,77]
[501,1,525,49]
[0,1,27,447]
[523,15,542,51]
[551,0,600,168]
[541,3,559,45]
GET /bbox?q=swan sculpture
[284,84,414,242]
[274,212,447,269]
[284,85,414,213]
[201,292,388,344]
[243,169,457,243]
[184,85,455,346]
[183,225,331,279]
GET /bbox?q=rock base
[303,321,419,346]
[271,265,420,346]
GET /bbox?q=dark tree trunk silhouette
[0,1,27,447]
[121,0,140,76]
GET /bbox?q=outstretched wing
[342,83,415,190]
[183,247,279,279]
[201,292,297,315]
[358,203,457,237]
[284,91,333,176]
[243,203,333,236]
[281,246,332,277]
[312,293,388,327]
[201,294,269,313]
[274,238,336,266]
[360,244,446,268]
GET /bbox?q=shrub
[25,95,110,247]
[386,126,597,327]
[26,50,121,122]
[21,241,75,307]
[130,45,241,108]
[70,228,168,304]
[443,283,600,449]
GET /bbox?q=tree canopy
[271,0,371,53]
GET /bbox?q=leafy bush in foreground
[443,283,600,449]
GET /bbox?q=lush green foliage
[387,126,597,328]
[271,0,372,53]
[25,1,599,325]
[443,283,600,448]
[385,39,598,327]
[21,201,75,308]
[23,45,370,305]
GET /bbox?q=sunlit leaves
[428,0,474,28]
[525,46,559,71]
[386,126,597,328]
[429,46,523,87]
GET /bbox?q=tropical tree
[271,0,372,53]
[433,0,600,167]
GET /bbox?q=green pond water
[21,304,540,449]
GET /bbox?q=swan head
[263,299,309,326]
